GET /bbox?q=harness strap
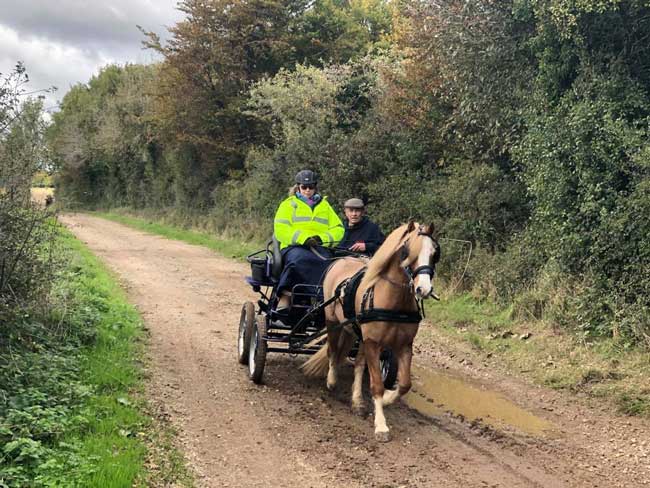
[342,268,366,320]
[345,274,421,338]
[357,308,421,324]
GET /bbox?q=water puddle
[404,365,555,437]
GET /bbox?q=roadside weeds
[0,226,194,487]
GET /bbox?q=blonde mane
[359,223,415,290]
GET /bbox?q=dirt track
[61,214,650,488]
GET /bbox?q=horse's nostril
[416,286,422,295]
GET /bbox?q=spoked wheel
[237,302,255,365]
[380,349,398,389]
[248,316,267,384]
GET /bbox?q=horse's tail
[301,343,329,377]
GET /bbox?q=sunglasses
[299,184,315,190]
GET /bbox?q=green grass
[426,294,512,332]
[0,227,193,487]
[425,293,650,417]
[94,211,262,260]
[60,229,149,486]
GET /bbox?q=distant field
[31,187,54,206]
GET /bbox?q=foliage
[0,202,58,322]
[512,1,650,344]
[2,64,188,486]
[49,0,650,347]
[0,99,49,203]
[0,64,57,324]
[31,172,52,188]
[51,0,394,212]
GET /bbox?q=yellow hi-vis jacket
[273,195,344,249]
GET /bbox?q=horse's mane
[359,223,413,290]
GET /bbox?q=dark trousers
[278,246,333,293]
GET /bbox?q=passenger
[339,198,385,256]
[273,170,344,312]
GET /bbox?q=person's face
[299,184,316,198]
[344,206,365,224]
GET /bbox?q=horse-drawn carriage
[237,237,398,388]
[237,222,440,441]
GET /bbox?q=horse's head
[400,221,441,300]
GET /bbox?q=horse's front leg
[365,340,390,442]
[351,341,367,416]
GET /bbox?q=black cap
[295,169,318,185]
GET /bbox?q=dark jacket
[340,216,385,256]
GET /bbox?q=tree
[0,64,56,316]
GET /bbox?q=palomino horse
[302,221,440,441]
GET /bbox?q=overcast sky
[0,0,186,112]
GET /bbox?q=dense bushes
[0,202,58,324]
[1,64,57,324]
[49,0,650,346]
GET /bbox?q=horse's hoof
[351,405,367,417]
[375,430,391,443]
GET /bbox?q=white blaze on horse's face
[414,236,434,299]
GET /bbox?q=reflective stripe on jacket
[273,195,344,249]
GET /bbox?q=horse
[302,221,440,441]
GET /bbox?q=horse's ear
[406,220,416,232]
[426,222,435,235]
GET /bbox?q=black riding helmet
[295,169,318,186]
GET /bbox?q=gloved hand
[303,235,322,248]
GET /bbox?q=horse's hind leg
[351,342,367,416]
[328,329,354,391]
[365,340,390,442]
[326,324,341,391]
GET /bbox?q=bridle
[395,229,439,299]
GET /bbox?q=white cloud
[0,0,185,112]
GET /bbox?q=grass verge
[0,225,193,487]
[88,209,650,418]
[424,294,650,417]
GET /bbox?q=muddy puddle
[404,365,555,437]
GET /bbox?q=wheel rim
[249,327,258,374]
[238,314,246,357]
[380,358,390,383]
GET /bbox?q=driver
[273,170,344,312]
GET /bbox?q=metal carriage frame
[237,239,398,387]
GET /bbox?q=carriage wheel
[248,316,267,384]
[237,302,255,365]
[380,349,398,389]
